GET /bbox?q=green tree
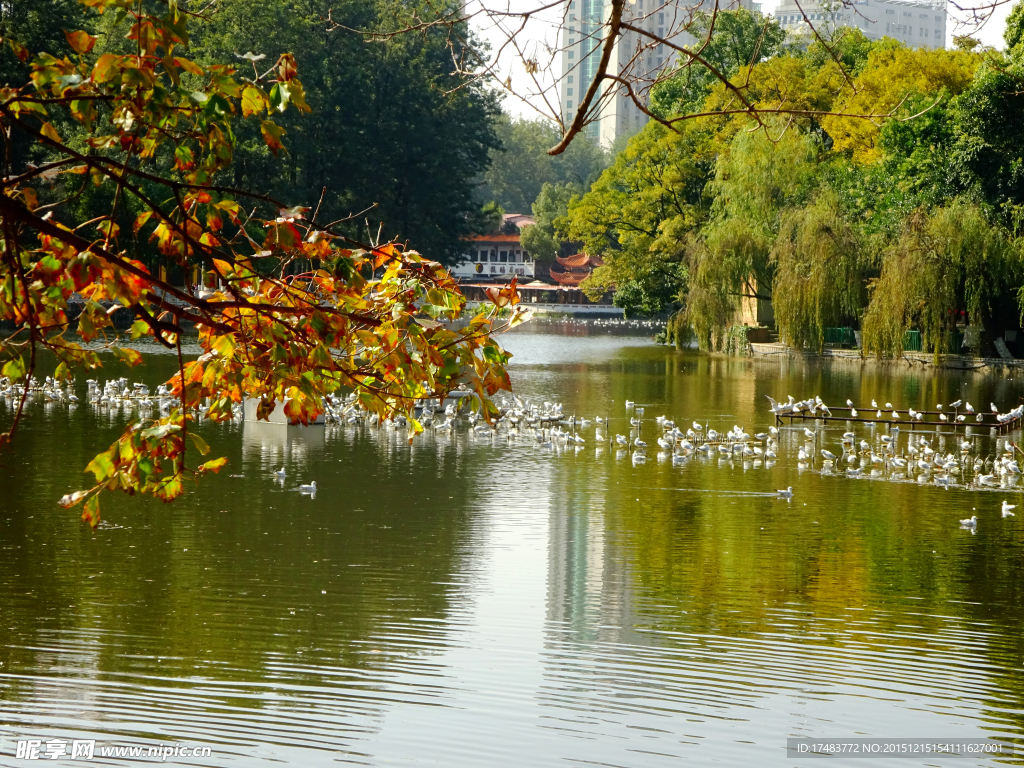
[519,181,580,263]
[562,122,714,317]
[479,115,607,214]
[174,0,500,265]
[650,9,787,118]
[861,202,1021,357]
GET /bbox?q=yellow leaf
[40,122,62,144]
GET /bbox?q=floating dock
[774,406,1022,433]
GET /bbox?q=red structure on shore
[548,254,603,287]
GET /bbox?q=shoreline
[748,341,1022,371]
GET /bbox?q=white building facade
[773,0,946,48]
[559,0,756,148]
[450,214,536,282]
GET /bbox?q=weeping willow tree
[861,201,1021,357]
[771,193,864,351]
[683,222,772,349]
[680,123,819,350]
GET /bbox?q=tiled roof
[468,234,522,243]
[549,269,588,287]
[555,253,604,269]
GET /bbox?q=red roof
[549,269,588,287]
[468,234,521,244]
[555,253,603,269]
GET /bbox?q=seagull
[803,427,815,439]
[960,515,978,528]
[991,403,999,413]
[821,449,837,461]
[885,402,893,409]
[1002,501,1017,518]
[965,402,975,414]
[634,437,647,449]
[872,400,878,408]
[777,486,793,499]
[298,480,317,493]
[949,400,962,409]
[846,399,854,407]
[274,468,286,478]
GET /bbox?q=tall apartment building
[773,0,946,48]
[559,0,755,148]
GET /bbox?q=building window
[656,58,662,67]
[469,251,476,262]
[567,100,572,109]
[568,38,575,44]
[567,88,573,96]
[934,28,940,38]
[568,51,574,59]
[523,252,531,263]
[658,12,664,23]
[490,250,497,262]
[500,251,508,263]
[568,75,573,84]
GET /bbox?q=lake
[1,320,1022,766]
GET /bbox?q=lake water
[2,321,1023,766]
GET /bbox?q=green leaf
[189,432,211,455]
[2,356,26,381]
[85,448,116,482]
[129,319,151,340]
[268,82,289,112]
[110,346,143,367]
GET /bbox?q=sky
[469,0,1016,121]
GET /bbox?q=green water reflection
[1,322,1022,766]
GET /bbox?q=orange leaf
[260,120,286,156]
[65,30,98,55]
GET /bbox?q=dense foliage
[561,8,1024,354]
[1,0,500,266]
[0,0,516,524]
[478,115,608,214]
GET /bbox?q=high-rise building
[558,0,755,148]
[773,0,946,49]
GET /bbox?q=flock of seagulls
[767,394,1024,426]
[5,372,1022,533]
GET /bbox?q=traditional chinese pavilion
[548,254,603,287]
